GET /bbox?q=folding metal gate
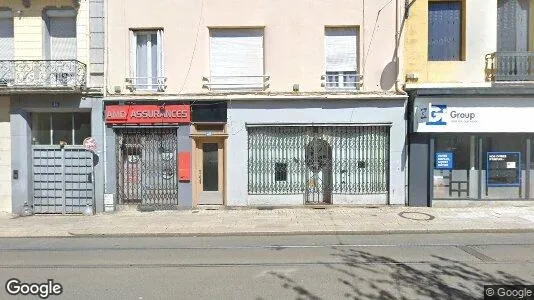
[248,126,390,204]
[116,128,179,209]
[32,146,94,214]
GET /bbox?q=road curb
[1,228,534,238]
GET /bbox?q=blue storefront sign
[435,152,454,169]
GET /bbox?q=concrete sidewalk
[2,205,534,237]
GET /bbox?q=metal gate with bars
[32,146,94,214]
[247,126,390,204]
[116,128,179,209]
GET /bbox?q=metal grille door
[117,128,179,209]
[32,146,94,214]
[248,126,390,204]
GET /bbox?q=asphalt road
[0,233,533,300]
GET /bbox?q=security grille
[247,126,389,204]
[116,128,179,209]
[32,146,94,214]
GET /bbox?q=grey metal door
[32,146,94,214]
[117,128,179,209]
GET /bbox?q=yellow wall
[0,0,89,64]
[403,0,499,85]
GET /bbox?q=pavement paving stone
[2,206,534,237]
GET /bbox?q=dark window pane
[31,113,51,145]
[275,163,287,181]
[203,143,218,191]
[74,113,91,145]
[52,113,73,145]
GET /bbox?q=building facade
[103,0,408,210]
[405,0,534,206]
[0,0,105,214]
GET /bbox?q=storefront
[408,88,534,206]
[103,102,192,210]
[226,96,407,206]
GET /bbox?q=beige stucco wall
[106,0,401,94]
[0,0,89,65]
[0,97,10,213]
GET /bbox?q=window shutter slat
[49,17,76,60]
[210,29,264,76]
[0,17,14,60]
[325,28,358,72]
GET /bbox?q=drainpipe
[395,0,409,205]
[395,0,407,96]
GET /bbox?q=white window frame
[129,29,164,91]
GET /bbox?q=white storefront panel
[414,98,534,133]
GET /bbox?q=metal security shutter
[497,0,529,51]
[209,29,264,88]
[0,11,14,60]
[33,146,94,214]
[247,126,389,204]
[428,2,461,61]
[49,16,77,59]
[324,28,358,72]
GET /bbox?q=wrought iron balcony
[485,52,534,82]
[0,60,87,90]
[202,75,270,91]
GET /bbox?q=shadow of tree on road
[265,247,530,300]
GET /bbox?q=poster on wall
[435,152,454,169]
[486,152,521,187]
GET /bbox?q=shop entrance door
[117,128,179,209]
[196,141,224,205]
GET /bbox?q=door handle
[198,170,202,185]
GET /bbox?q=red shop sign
[105,104,191,124]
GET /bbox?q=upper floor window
[208,28,266,91]
[324,27,359,90]
[44,9,77,60]
[0,10,14,85]
[428,1,462,61]
[0,10,13,60]
[497,0,530,51]
[129,29,164,91]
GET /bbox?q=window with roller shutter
[324,27,359,90]
[208,28,265,91]
[0,10,14,85]
[44,9,77,86]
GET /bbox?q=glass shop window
[31,113,91,145]
[481,135,526,199]
[433,135,477,199]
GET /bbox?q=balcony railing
[485,52,534,82]
[125,77,167,92]
[203,75,270,91]
[0,60,87,89]
[322,72,362,91]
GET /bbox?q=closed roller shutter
[0,11,14,60]
[324,27,358,72]
[209,29,264,89]
[49,16,77,59]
